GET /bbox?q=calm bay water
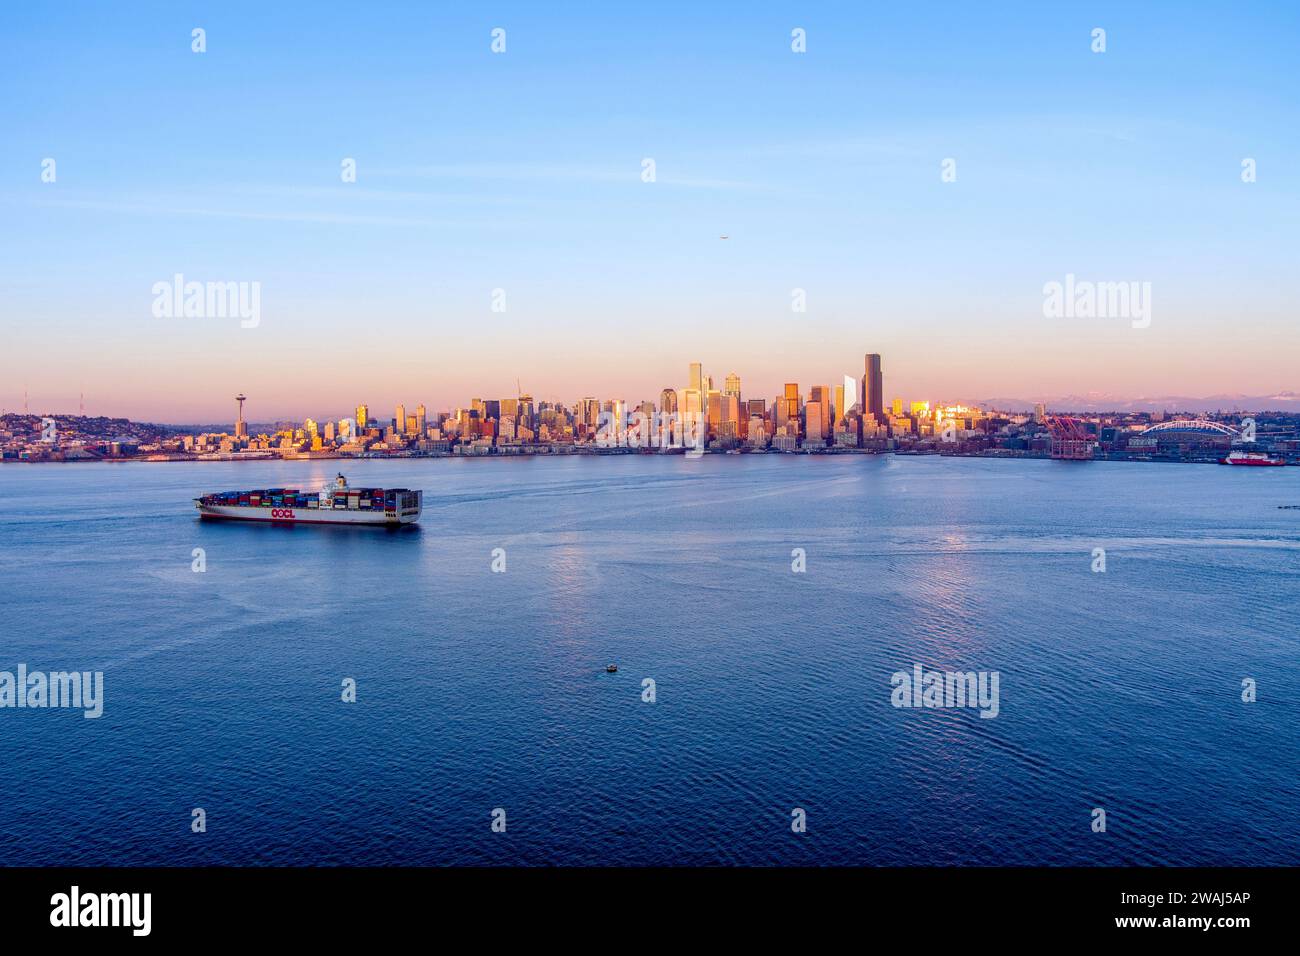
[1,454,1297,866]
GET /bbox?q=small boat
[605,664,618,673]
[1219,450,1286,467]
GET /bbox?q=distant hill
[966,393,1300,414]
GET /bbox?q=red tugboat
[1219,450,1286,467]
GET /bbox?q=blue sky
[2,1,1297,422]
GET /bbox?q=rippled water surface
[1,455,1297,865]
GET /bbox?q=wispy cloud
[12,195,485,228]
[369,162,766,191]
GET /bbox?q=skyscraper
[809,385,830,439]
[706,389,722,439]
[864,354,883,423]
[779,383,801,435]
[657,389,678,447]
[355,403,368,431]
[724,373,741,398]
[722,393,740,439]
[689,362,703,395]
[805,402,825,445]
[612,399,627,444]
[683,388,703,424]
[395,404,406,435]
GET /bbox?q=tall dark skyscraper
[864,353,883,423]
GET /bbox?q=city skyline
[3,3,1299,421]
[8,347,1299,468]
[7,375,1300,427]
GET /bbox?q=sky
[1,1,1298,423]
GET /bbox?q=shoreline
[2,449,1287,467]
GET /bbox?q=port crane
[1046,415,1096,460]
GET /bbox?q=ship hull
[1218,457,1286,467]
[196,504,418,525]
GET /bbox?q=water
[1,455,1297,866]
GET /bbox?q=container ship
[1218,450,1286,467]
[194,474,422,525]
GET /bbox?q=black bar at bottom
[0,866,1277,941]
